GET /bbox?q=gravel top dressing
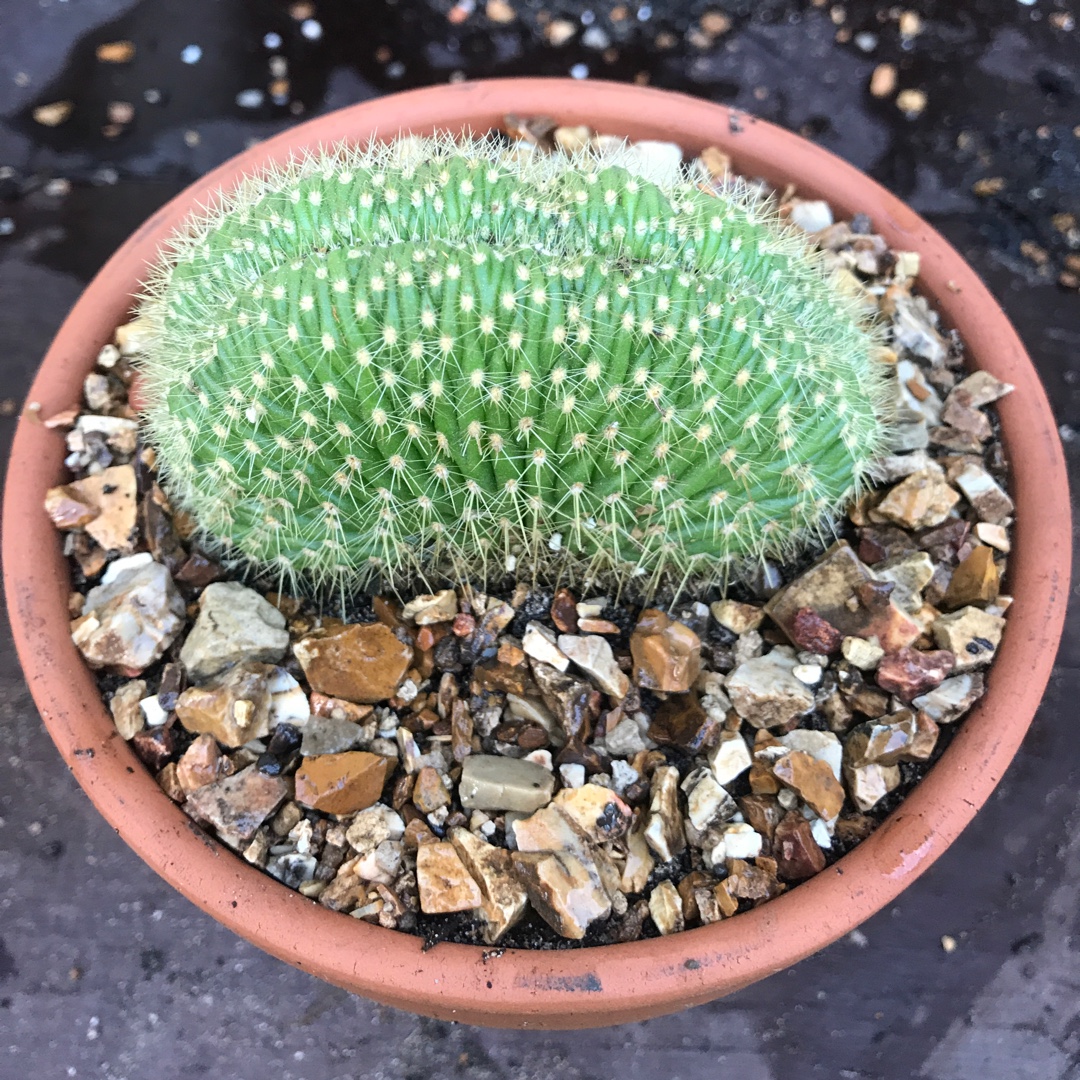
[45,118,1013,949]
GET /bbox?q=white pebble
[788,200,834,233]
[559,763,586,789]
[570,63,589,79]
[300,18,323,39]
[610,759,639,794]
[263,32,282,49]
[236,89,264,109]
[139,695,168,727]
[180,44,202,64]
[100,551,154,586]
[792,663,822,685]
[524,749,553,771]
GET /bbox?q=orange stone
[294,623,413,704]
[294,751,390,815]
[942,545,1000,610]
[630,609,701,693]
[772,750,846,820]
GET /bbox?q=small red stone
[789,607,844,654]
[875,647,955,702]
[452,612,476,637]
[550,587,579,633]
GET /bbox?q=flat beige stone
[416,841,482,914]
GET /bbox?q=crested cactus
[135,135,891,595]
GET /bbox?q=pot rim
[2,77,1071,1029]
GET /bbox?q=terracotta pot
[3,79,1070,1029]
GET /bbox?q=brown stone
[875,647,955,702]
[789,607,844,654]
[714,877,740,918]
[738,794,785,843]
[834,813,877,844]
[294,752,390,815]
[677,871,718,925]
[550,587,579,633]
[174,662,275,748]
[764,542,920,655]
[630,609,702,693]
[647,692,721,753]
[403,818,437,849]
[497,642,526,666]
[773,812,827,881]
[416,841,483,914]
[942,546,1000,610]
[748,761,782,795]
[294,623,413,704]
[648,879,685,936]
[773,751,846,820]
[918,519,971,562]
[176,732,235,793]
[531,661,594,741]
[450,699,474,763]
[157,762,186,803]
[65,465,138,552]
[412,766,451,814]
[722,857,786,904]
[183,764,288,845]
[473,660,536,696]
[131,725,176,772]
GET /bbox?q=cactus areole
[136,136,892,595]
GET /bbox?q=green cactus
[135,135,891,595]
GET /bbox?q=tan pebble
[485,0,515,23]
[176,732,234,793]
[96,40,136,63]
[870,63,897,98]
[700,146,731,178]
[44,485,99,530]
[416,841,482,914]
[109,679,146,739]
[65,465,138,553]
[34,101,74,126]
[896,88,927,116]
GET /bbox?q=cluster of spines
[135,134,891,595]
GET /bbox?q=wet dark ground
[1,2,1079,1077]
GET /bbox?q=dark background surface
[1,2,1078,1077]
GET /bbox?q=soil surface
[1,2,1078,1078]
